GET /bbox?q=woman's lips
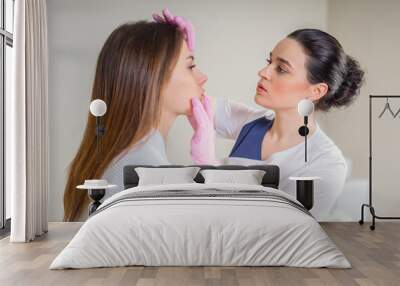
[256,83,268,94]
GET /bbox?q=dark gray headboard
[123,164,280,189]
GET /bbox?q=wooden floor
[0,222,399,286]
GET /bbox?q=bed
[50,164,350,269]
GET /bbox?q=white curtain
[8,0,49,242]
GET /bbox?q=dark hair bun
[321,55,365,110]
[288,29,365,112]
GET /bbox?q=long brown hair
[63,21,183,221]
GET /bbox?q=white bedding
[50,183,350,269]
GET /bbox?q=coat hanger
[394,105,400,118]
[378,98,395,118]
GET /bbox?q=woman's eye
[277,66,287,74]
[266,58,272,65]
[189,64,196,70]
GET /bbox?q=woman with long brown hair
[63,19,207,221]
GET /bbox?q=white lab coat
[214,97,348,221]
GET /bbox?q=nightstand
[77,180,117,215]
[289,176,321,210]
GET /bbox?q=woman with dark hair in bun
[189,28,365,220]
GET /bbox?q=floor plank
[0,222,399,286]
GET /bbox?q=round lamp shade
[90,99,107,117]
[298,99,314,117]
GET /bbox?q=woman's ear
[310,83,329,101]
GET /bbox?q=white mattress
[50,183,350,269]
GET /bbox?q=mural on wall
[60,8,366,222]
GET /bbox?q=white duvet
[50,183,350,269]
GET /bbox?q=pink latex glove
[188,95,220,165]
[152,8,195,51]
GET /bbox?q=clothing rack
[359,95,400,230]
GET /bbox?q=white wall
[47,0,328,221]
[325,0,400,218]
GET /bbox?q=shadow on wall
[329,157,369,222]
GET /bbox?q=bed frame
[123,164,314,211]
[87,164,315,215]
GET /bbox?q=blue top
[229,117,274,160]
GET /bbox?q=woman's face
[255,38,315,111]
[162,41,208,115]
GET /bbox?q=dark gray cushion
[123,164,280,189]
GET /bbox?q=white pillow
[200,169,266,185]
[135,167,200,186]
